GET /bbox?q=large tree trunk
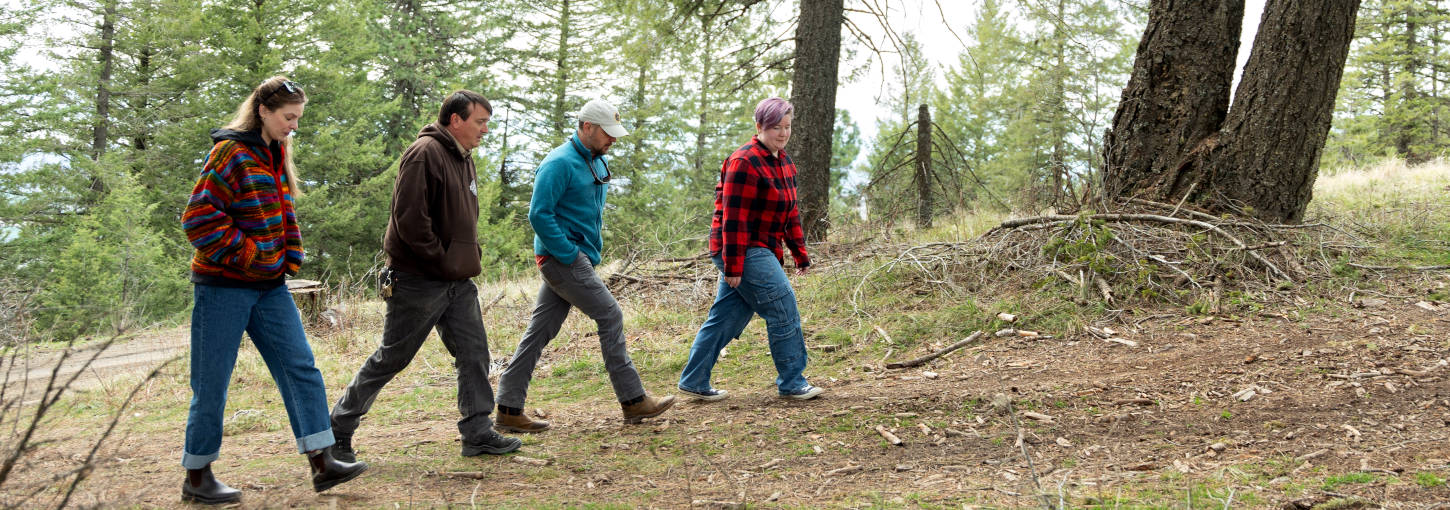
[788,0,843,241]
[1101,0,1244,201]
[1103,0,1359,224]
[1199,0,1360,223]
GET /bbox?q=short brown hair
[438,90,492,126]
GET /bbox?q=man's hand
[796,266,810,276]
[725,276,742,288]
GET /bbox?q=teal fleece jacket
[530,134,608,265]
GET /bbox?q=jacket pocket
[439,238,483,280]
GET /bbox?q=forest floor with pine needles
[5,160,1450,509]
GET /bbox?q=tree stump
[286,279,326,324]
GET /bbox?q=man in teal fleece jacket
[495,99,675,431]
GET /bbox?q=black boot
[180,464,241,505]
[308,448,368,492]
[329,435,356,463]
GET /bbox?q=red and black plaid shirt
[709,136,810,278]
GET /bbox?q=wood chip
[874,325,895,344]
[1113,397,1155,406]
[1016,330,1040,337]
[875,425,904,446]
[1055,437,1072,447]
[825,464,862,476]
[1105,337,1138,347]
[994,328,1017,337]
[691,500,743,509]
[512,456,551,466]
[757,458,782,470]
[917,423,933,435]
[1023,411,1055,422]
[1415,301,1439,311]
[1209,442,1227,452]
[996,312,1018,323]
[1342,424,1362,441]
[943,428,967,438]
[894,464,914,472]
[922,371,939,379]
[1295,449,1328,462]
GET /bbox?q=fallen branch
[885,330,985,369]
[427,471,490,479]
[1347,262,1450,272]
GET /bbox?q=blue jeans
[678,247,809,395]
[182,283,334,469]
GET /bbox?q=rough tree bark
[915,104,932,228]
[788,0,843,241]
[1204,0,1360,222]
[1101,0,1244,201]
[1103,0,1360,224]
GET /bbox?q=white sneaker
[780,385,824,400]
[680,387,729,401]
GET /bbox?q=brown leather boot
[621,394,675,424]
[495,412,551,433]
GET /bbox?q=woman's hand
[796,266,810,276]
[725,276,742,288]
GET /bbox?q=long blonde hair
[224,76,307,195]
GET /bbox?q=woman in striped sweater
[179,76,365,504]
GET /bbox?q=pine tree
[1327,0,1450,166]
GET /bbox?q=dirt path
[1,327,188,403]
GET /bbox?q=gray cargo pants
[497,255,646,408]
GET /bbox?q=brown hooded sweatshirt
[383,123,482,281]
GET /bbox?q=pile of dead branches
[604,253,718,306]
[848,198,1378,314]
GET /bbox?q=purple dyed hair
[754,97,793,130]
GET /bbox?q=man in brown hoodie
[328,90,522,460]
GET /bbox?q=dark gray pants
[330,268,495,443]
[497,255,645,408]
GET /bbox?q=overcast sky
[838,0,1269,146]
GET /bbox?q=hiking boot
[309,448,368,493]
[779,385,824,400]
[495,412,551,433]
[679,386,729,402]
[461,430,522,456]
[621,394,675,424]
[180,464,241,505]
[329,436,356,463]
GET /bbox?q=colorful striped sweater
[182,128,303,286]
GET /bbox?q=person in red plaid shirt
[677,97,823,401]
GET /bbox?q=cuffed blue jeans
[678,247,809,395]
[182,283,334,469]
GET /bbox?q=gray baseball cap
[578,99,629,138]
